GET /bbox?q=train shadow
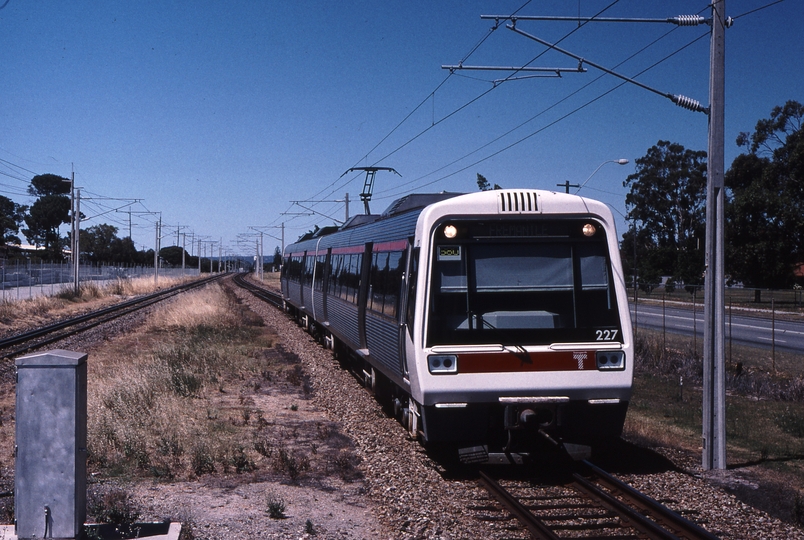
[589,438,681,475]
[430,437,680,482]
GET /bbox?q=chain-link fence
[0,260,201,302]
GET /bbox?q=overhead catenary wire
[279,1,629,239]
[376,14,710,200]
[278,0,540,234]
[376,2,699,200]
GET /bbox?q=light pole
[573,159,629,194]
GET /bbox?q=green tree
[22,173,71,259]
[272,246,282,267]
[726,100,804,290]
[0,195,27,245]
[623,141,707,290]
[159,245,191,267]
[109,236,141,264]
[476,173,501,191]
[80,223,119,263]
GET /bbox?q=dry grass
[86,283,276,479]
[626,328,804,520]
[0,275,199,333]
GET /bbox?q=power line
[377,10,708,200]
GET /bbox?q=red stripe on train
[457,350,596,373]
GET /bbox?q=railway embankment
[0,273,801,538]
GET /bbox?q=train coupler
[457,445,529,465]
[537,429,591,461]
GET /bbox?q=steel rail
[580,460,721,540]
[478,465,720,540]
[232,273,284,308]
[478,470,561,540]
[0,274,224,358]
[570,473,681,539]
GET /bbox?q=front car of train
[407,189,633,463]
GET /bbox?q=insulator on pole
[672,94,709,114]
[671,14,706,26]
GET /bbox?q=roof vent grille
[498,191,538,214]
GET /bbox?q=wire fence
[0,259,201,303]
[629,284,804,312]
[628,285,804,376]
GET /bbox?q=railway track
[477,460,719,540]
[232,273,283,308]
[234,272,721,539]
[0,273,225,359]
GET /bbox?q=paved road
[631,302,804,354]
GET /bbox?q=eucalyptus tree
[622,141,707,291]
[726,100,804,293]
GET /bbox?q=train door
[357,243,373,349]
[400,243,419,378]
[321,248,331,322]
[299,252,307,308]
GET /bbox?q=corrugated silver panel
[326,297,360,350]
[498,191,538,214]
[365,315,401,373]
[313,293,325,321]
[286,282,303,307]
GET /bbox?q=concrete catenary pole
[702,0,728,471]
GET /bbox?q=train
[280,189,633,464]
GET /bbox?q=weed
[266,495,286,519]
[191,443,216,476]
[274,447,310,481]
[253,436,272,458]
[290,403,298,411]
[305,519,316,535]
[331,451,363,482]
[87,489,141,534]
[228,445,255,473]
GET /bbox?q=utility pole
[73,189,81,295]
[702,0,728,471]
[154,215,161,286]
[472,6,725,470]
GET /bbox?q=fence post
[771,296,776,373]
[693,288,697,356]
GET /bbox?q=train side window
[369,251,388,314]
[301,255,313,287]
[314,255,326,292]
[338,255,347,299]
[384,251,404,318]
[367,250,405,318]
[406,247,419,334]
[345,254,362,304]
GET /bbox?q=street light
[573,159,629,194]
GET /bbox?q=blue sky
[1,1,801,257]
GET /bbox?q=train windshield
[426,219,622,346]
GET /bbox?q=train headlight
[596,351,625,371]
[443,224,458,239]
[582,223,597,237]
[428,354,458,374]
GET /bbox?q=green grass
[627,328,804,473]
